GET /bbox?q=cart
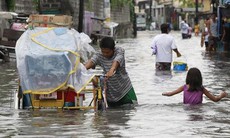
[15,75,107,111]
[14,18,103,111]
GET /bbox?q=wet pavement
[0,30,230,137]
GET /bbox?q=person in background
[194,23,200,36]
[180,19,189,39]
[207,13,218,51]
[221,16,230,51]
[84,37,138,107]
[201,18,210,51]
[150,22,156,31]
[151,23,181,71]
[162,67,227,104]
[199,17,205,33]
[187,23,192,38]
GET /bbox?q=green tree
[32,0,39,12]
[5,0,15,11]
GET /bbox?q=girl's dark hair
[186,67,204,92]
[100,37,115,50]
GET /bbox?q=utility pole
[195,0,198,24]
[149,0,152,23]
[133,0,137,37]
[78,0,84,32]
[211,0,216,13]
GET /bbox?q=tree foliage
[32,0,39,11]
[5,0,15,11]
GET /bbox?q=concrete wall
[111,5,133,38]
[111,5,130,23]
[15,0,37,14]
[0,0,7,11]
[68,0,79,30]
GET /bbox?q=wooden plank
[0,45,15,50]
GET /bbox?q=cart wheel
[0,48,9,62]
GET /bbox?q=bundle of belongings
[15,27,95,95]
[173,56,188,71]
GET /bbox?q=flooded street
[1,30,230,137]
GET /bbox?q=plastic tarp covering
[0,12,18,19]
[16,27,95,94]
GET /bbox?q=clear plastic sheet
[16,27,95,94]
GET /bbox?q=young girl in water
[162,67,227,104]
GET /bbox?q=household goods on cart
[15,27,103,110]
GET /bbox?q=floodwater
[1,31,230,137]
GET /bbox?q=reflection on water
[0,31,230,137]
[183,104,205,121]
[155,70,172,77]
[92,107,134,137]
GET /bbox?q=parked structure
[0,0,7,11]
[136,12,146,30]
